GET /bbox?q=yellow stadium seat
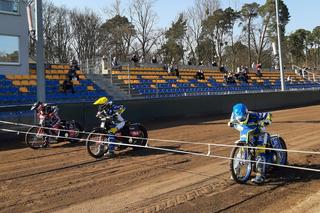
[30,69,36,75]
[29,80,37,86]
[79,75,86,80]
[15,75,23,80]
[50,70,58,74]
[51,75,59,80]
[87,85,95,91]
[30,75,37,80]
[72,80,80,85]
[20,80,29,86]
[51,65,59,69]
[45,70,51,74]
[57,70,64,74]
[150,84,157,88]
[12,80,21,86]
[6,74,15,80]
[19,87,29,93]
[46,75,53,80]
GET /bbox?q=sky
[52,0,320,34]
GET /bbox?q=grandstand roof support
[35,0,46,102]
[275,0,285,91]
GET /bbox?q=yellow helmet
[93,97,108,105]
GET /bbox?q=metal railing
[292,65,320,83]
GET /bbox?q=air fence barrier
[0,120,320,174]
[1,89,320,131]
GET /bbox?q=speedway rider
[31,101,61,129]
[228,103,272,184]
[93,97,126,157]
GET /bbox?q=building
[0,0,29,75]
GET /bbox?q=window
[0,0,19,15]
[0,35,20,65]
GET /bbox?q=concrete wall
[1,90,319,130]
[0,0,29,75]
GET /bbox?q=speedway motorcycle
[86,110,148,158]
[229,122,288,184]
[25,103,83,149]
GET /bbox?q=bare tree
[105,0,124,18]
[69,9,102,63]
[184,0,220,64]
[129,0,158,61]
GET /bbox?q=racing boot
[105,135,116,158]
[251,173,265,184]
[105,150,115,158]
[251,155,266,184]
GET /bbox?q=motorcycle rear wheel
[25,127,49,149]
[86,128,108,158]
[68,121,84,143]
[230,144,253,184]
[132,125,148,149]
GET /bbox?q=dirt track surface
[0,105,320,213]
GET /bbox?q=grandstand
[108,66,320,99]
[0,63,109,106]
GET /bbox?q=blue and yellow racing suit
[99,104,126,153]
[229,111,272,176]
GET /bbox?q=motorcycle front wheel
[25,126,49,149]
[86,128,108,158]
[230,144,253,184]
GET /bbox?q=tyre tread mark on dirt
[0,157,191,211]
[214,183,285,213]
[0,148,83,165]
[0,151,173,182]
[128,172,232,212]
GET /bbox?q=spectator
[256,63,262,78]
[68,59,80,81]
[195,70,205,80]
[131,54,139,67]
[187,58,192,65]
[62,79,75,94]
[251,62,256,72]
[151,56,157,64]
[256,68,263,78]
[226,72,236,84]
[199,60,204,66]
[174,64,180,77]
[219,64,226,73]
[212,61,217,67]
[112,56,121,69]
[163,63,168,72]
[287,75,292,83]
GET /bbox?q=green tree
[287,29,310,66]
[312,26,320,68]
[257,0,290,64]
[161,14,187,63]
[100,15,136,60]
[240,2,259,66]
[202,8,237,66]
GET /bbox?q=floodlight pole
[35,0,46,102]
[275,0,285,91]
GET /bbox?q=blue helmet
[232,103,248,122]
